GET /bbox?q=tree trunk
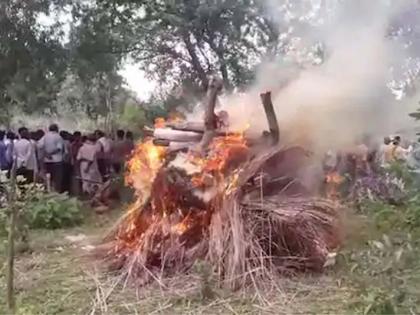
[183,34,209,89]
[205,37,232,90]
[198,77,223,153]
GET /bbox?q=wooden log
[153,128,202,142]
[153,123,237,138]
[198,77,223,153]
[153,139,196,152]
[167,110,229,133]
[168,142,196,152]
[167,121,205,133]
[153,139,171,147]
[260,92,280,145]
[143,126,154,137]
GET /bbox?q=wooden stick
[167,121,205,133]
[153,128,202,142]
[6,158,18,312]
[198,77,223,153]
[153,139,171,147]
[260,92,280,145]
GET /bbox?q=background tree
[100,0,280,94]
[0,0,69,126]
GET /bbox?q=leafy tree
[94,0,280,93]
[66,1,135,127]
[0,0,68,125]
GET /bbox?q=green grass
[1,201,420,314]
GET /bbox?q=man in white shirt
[95,130,112,181]
[377,136,392,169]
[13,127,36,183]
[38,124,65,192]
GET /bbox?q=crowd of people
[0,124,135,197]
[322,134,420,198]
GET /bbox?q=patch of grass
[0,211,355,315]
[1,196,420,314]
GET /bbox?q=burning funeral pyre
[99,78,342,289]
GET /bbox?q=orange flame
[154,113,184,129]
[126,139,166,203]
[190,131,249,188]
[154,117,166,128]
[121,119,250,252]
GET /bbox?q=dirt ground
[0,207,419,315]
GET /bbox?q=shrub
[25,192,83,230]
[0,177,84,234]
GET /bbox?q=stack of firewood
[143,77,280,154]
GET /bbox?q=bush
[25,192,83,230]
[0,178,84,234]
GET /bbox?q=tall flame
[126,139,166,204]
[121,118,250,251]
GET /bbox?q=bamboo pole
[6,158,18,312]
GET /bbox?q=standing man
[125,130,135,155]
[77,133,102,196]
[95,130,112,181]
[38,124,65,192]
[71,131,83,196]
[391,136,409,162]
[111,129,126,174]
[13,127,36,184]
[385,136,408,164]
[0,130,8,171]
[60,130,73,193]
[71,131,83,165]
[5,131,16,171]
[377,136,392,169]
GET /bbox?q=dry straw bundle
[98,145,342,290]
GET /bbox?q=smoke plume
[222,0,420,153]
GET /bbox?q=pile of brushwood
[99,80,342,289]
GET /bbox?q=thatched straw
[98,146,342,290]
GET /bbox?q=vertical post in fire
[260,92,280,145]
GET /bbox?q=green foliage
[386,162,414,188]
[119,103,147,130]
[0,0,68,117]
[358,197,420,233]
[344,232,420,314]
[0,178,83,235]
[356,161,420,232]
[345,185,420,314]
[25,192,83,230]
[100,0,282,91]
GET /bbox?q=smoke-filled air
[223,0,419,152]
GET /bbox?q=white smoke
[221,0,420,153]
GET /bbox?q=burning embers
[100,85,341,290]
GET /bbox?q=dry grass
[3,204,417,314]
[0,209,351,315]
